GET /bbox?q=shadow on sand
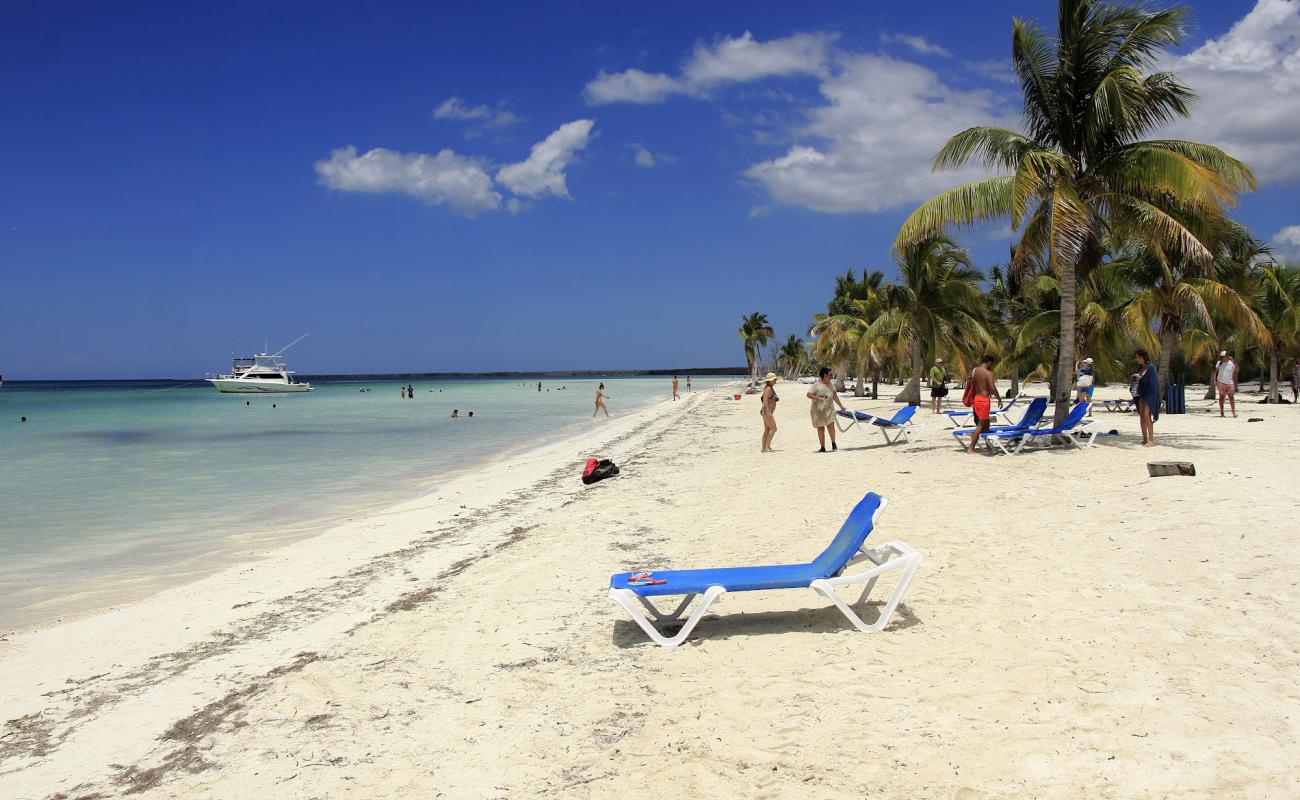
[610,600,922,649]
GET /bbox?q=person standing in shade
[759,372,780,453]
[1135,349,1160,446]
[1076,357,1096,416]
[807,367,847,452]
[928,358,948,413]
[672,375,679,401]
[1291,359,1300,403]
[593,383,609,418]
[966,355,1002,454]
[1215,350,1238,417]
[686,375,692,392]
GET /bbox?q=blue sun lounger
[980,402,1096,454]
[944,395,1019,428]
[834,405,926,444]
[950,397,1048,441]
[608,493,922,648]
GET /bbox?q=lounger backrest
[889,405,918,426]
[1058,402,1089,430]
[809,492,883,577]
[1017,397,1048,429]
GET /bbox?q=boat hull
[208,379,312,393]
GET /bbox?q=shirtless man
[968,354,1002,453]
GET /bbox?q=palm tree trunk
[834,361,847,392]
[1204,366,1216,400]
[854,374,865,397]
[1269,351,1281,402]
[1053,261,1078,425]
[871,371,879,400]
[1157,328,1175,394]
[894,342,923,405]
[1009,363,1020,399]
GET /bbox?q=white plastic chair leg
[810,541,922,634]
[610,586,726,648]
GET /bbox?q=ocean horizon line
[0,368,749,386]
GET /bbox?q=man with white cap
[1076,357,1096,415]
[928,358,949,413]
[1215,350,1238,418]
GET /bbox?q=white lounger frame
[609,531,922,648]
[834,412,926,444]
[984,420,1099,455]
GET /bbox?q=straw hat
[763,372,780,383]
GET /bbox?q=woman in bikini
[759,372,779,452]
[593,383,609,418]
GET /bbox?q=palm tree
[1117,243,1267,392]
[1202,230,1272,399]
[895,0,1255,424]
[1252,264,1300,402]
[738,312,775,389]
[813,269,886,395]
[776,334,806,378]
[866,234,992,405]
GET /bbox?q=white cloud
[584,31,835,104]
[584,69,684,104]
[314,146,501,216]
[1159,0,1300,182]
[1271,224,1300,258]
[433,96,520,128]
[964,59,1017,84]
[495,119,595,198]
[631,144,655,167]
[880,33,952,58]
[316,120,595,214]
[745,54,1013,213]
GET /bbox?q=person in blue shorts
[1076,357,1096,416]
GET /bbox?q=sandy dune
[2,383,1297,798]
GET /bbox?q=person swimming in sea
[451,409,459,418]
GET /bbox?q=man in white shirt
[1215,350,1238,418]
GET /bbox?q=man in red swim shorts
[968,354,1002,454]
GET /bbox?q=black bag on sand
[582,458,621,485]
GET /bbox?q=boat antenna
[274,332,310,356]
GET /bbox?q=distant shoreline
[1,368,747,386]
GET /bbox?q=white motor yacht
[207,335,313,393]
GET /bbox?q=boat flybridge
[207,334,313,394]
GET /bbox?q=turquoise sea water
[0,376,737,628]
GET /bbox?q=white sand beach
[2,383,1298,798]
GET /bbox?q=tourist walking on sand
[928,358,948,413]
[759,372,779,453]
[593,382,609,418]
[1215,350,1238,418]
[807,367,847,452]
[1134,349,1159,446]
[1076,357,1096,416]
[966,355,1002,454]
[672,375,679,401]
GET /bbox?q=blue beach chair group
[951,399,1097,454]
[834,405,926,444]
[608,492,922,648]
[943,395,1020,428]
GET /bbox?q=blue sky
[2,0,1296,378]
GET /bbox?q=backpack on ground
[582,458,621,485]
